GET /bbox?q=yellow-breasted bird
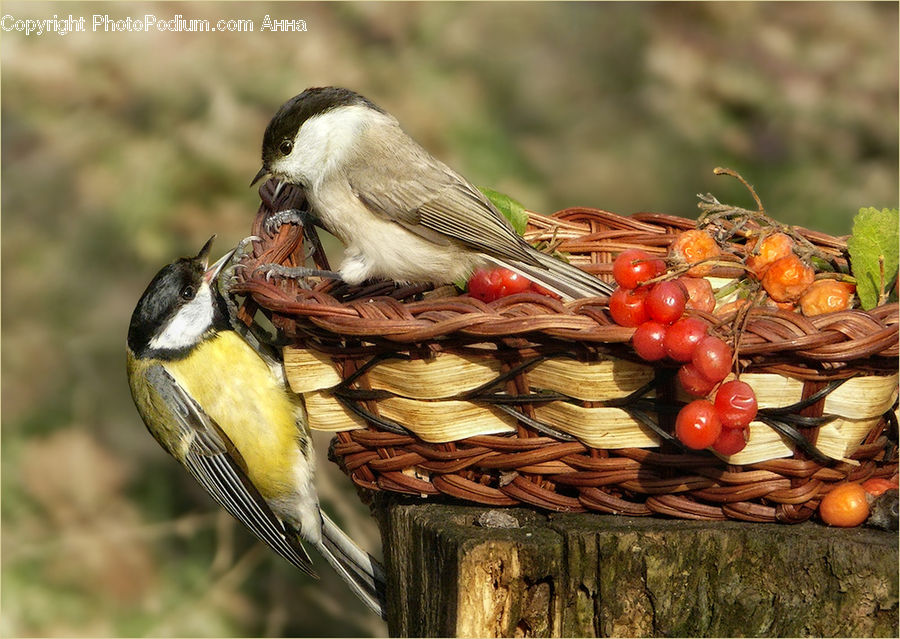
[125,237,385,617]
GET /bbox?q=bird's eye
[279,139,293,155]
[180,285,196,300]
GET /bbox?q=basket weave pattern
[232,181,899,523]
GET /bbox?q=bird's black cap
[256,87,384,181]
[127,238,224,358]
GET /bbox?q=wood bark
[375,496,899,637]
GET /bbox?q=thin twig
[713,167,765,214]
[698,169,832,265]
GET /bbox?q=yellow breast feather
[163,331,308,500]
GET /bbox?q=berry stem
[698,171,832,266]
[713,167,765,215]
[643,258,751,286]
[813,272,856,284]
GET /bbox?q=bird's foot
[253,263,341,287]
[217,236,259,296]
[215,236,262,327]
[233,234,260,262]
[264,208,315,236]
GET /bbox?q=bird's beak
[250,166,269,187]
[194,235,235,284]
[195,235,216,269]
[203,246,238,285]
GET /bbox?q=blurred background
[2,1,897,636]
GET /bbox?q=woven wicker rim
[234,183,897,378]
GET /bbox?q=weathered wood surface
[374,496,898,637]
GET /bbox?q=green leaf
[479,186,528,235]
[847,207,899,310]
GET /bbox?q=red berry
[609,286,650,327]
[646,280,688,324]
[612,249,665,289]
[632,321,668,361]
[677,363,717,397]
[675,399,722,450]
[467,267,531,302]
[712,426,748,455]
[714,380,758,429]
[691,336,732,384]
[496,269,531,297]
[664,317,708,362]
[467,268,498,302]
[529,281,562,300]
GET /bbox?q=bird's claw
[264,208,314,236]
[254,263,341,288]
[217,236,260,298]
[302,244,317,261]
[235,235,261,259]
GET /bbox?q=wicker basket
[231,181,899,524]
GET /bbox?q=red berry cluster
[467,267,559,302]
[610,249,758,455]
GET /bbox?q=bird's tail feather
[487,247,613,300]
[316,512,387,619]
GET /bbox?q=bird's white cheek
[274,104,380,186]
[148,284,214,351]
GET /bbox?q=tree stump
[374,496,898,637]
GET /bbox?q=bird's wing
[345,139,541,266]
[144,364,316,576]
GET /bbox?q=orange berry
[669,230,721,277]
[861,477,898,497]
[819,482,869,527]
[799,280,856,316]
[761,254,815,303]
[746,232,794,279]
[677,276,716,313]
